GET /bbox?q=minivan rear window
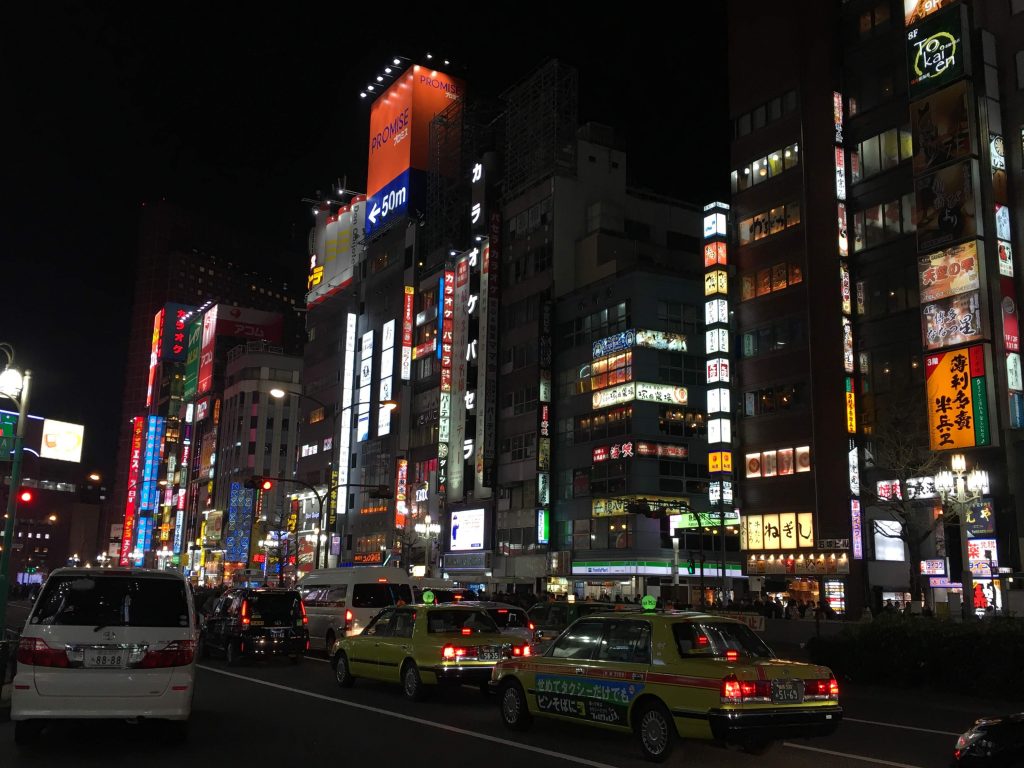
[351,583,413,608]
[248,592,302,621]
[32,575,190,628]
[487,608,526,628]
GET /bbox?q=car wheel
[226,641,241,667]
[402,661,427,702]
[14,720,45,745]
[334,652,355,688]
[635,700,676,763]
[740,738,777,755]
[499,680,533,731]
[326,630,336,653]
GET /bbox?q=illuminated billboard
[906,4,966,100]
[925,344,991,450]
[449,508,485,551]
[198,306,218,395]
[921,290,984,350]
[910,80,973,175]
[905,0,955,27]
[918,241,980,304]
[365,65,464,236]
[915,160,978,252]
[119,416,145,566]
[183,318,202,400]
[39,419,84,463]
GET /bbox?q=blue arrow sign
[365,170,410,237]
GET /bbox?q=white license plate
[478,647,499,661]
[85,651,124,668]
[771,680,803,704]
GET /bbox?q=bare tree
[861,393,953,603]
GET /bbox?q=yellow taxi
[489,603,841,762]
[330,599,533,701]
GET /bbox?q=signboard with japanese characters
[918,241,981,304]
[925,344,991,450]
[739,513,815,550]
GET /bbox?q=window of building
[872,520,905,561]
[740,316,806,359]
[852,193,916,252]
[575,406,632,443]
[859,2,892,37]
[559,301,629,348]
[590,459,628,495]
[849,125,912,184]
[732,142,799,193]
[738,201,801,245]
[659,407,704,438]
[743,383,804,417]
[740,262,803,301]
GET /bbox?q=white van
[409,576,478,605]
[297,567,413,650]
[12,568,197,744]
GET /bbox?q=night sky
[3,5,729,480]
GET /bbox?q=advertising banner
[138,416,165,512]
[449,508,485,551]
[198,306,218,395]
[904,0,956,28]
[39,419,84,463]
[224,482,256,564]
[915,160,978,252]
[918,241,980,303]
[925,344,991,450]
[401,286,414,380]
[477,214,501,493]
[921,290,984,350]
[910,80,972,175]
[437,269,455,495]
[183,318,202,400]
[906,4,967,100]
[161,303,193,362]
[119,417,145,566]
[449,254,471,501]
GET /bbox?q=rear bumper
[11,673,193,721]
[701,705,842,742]
[427,664,496,685]
[241,635,306,657]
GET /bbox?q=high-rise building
[111,201,303,552]
[728,0,1022,617]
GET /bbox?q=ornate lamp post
[933,453,989,620]
[414,514,441,577]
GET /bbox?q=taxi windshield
[672,621,774,659]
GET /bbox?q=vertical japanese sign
[401,287,414,380]
[119,416,145,566]
[357,330,374,442]
[475,213,501,497]
[437,269,455,495]
[925,345,991,450]
[378,319,396,436]
[395,458,408,530]
[336,313,358,520]
[537,300,553,515]
[449,255,471,501]
[146,308,165,408]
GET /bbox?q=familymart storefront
[569,558,746,604]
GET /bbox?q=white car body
[298,567,414,645]
[455,601,535,646]
[11,568,197,724]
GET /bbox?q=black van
[199,588,309,665]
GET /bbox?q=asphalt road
[0,602,1012,767]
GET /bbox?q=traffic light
[687,558,696,575]
[244,476,273,491]
[18,489,33,504]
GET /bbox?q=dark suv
[200,588,309,664]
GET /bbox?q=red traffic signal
[261,479,273,492]
[245,475,273,491]
[18,489,33,503]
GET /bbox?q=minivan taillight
[300,600,309,625]
[344,609,353,627]
[17,637,69,668]
[241,599,250,627]
[136,640,196,668]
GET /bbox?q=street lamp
[96,552,110,568]
[414,514,442,577]
[0,343,31,632]
[271,387,337,568]
[933,453,989,620]
[157,546,172,570]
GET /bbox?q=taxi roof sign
[641,595,657,611]
[422,590,435,605]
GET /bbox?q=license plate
[271,629,285,638]
[771,680,803,704]
[85,651,124,668]
[478,646,500,661]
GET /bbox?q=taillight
[300,601,308,625]
[695,634,709,647]
[461,627,472,636]
[528,622,535,631]
[17,637,69,668]
[442,645,467,660]
[804,676,840,700]
[137,640,196,668]
[725,650,739,662]
[512,645,532,657]
[344,609,353,626]
[721,674,770,703]
[241,599,250,627]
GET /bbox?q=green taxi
[330,601,533,701]
[490,606,842,762]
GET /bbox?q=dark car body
[527,601,641,651]
[954,714,1024,767]
[200,588,308,664]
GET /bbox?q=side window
[546,604,569,628]
[362,609,395,637]
[527,605,548,625]
[227,597,242,617]
[597,620,652,664]
[392,610,415,638]
[325,585,348,605]
[550,620,605,660]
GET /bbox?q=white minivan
[11,568,197,744]
[297,567,413,650]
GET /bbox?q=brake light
[695,634,709,647]
[461,627,472,636]
[804,676,840,700]
[442,645,467,660]
[528,622,535,631]
[17,637,69,668]
[721,674,770,703]
[345,609,353,626]
[137,640,196,668]
[300,601,308,625]
[453,593,463,601]
[512,645,531,657]
[829,676,839,698]
[241,599,250,627]
[725,650,739,662]
[377,577,388,583]
[497,608,508,614]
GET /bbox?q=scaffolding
[501,59,579,199]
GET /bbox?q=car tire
[499,680,533,731]
[326,630,336,653]
[14,720,44,746]
[635,700,676,763]
[402,661,427,702]
[226,641,242,667]
[334,652,355,688]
